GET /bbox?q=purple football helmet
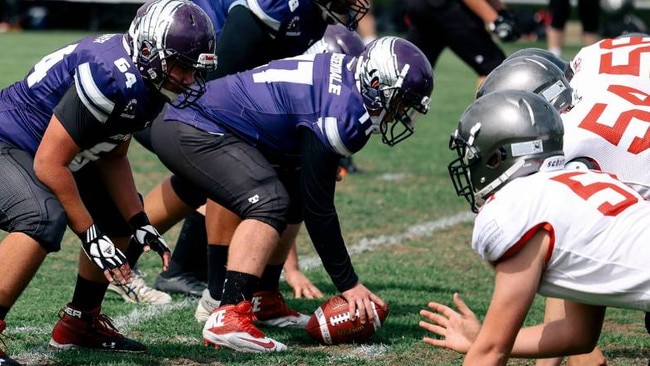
[313,0,370,30]
[128,0,217,108]
[356,37,434,146]
[303,24,365,56]
[507,48,574,82]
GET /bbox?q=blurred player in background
[546,0,600,58]
[0,0,216,363]
[148,36,433,352]
[404,0,519,90]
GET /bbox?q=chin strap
[158,87,180,103]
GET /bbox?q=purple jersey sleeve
[246,0,327,53]
[192,0,326,52]
[166,52,372,157]
[0,33,164,160]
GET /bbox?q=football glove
[78,224,127,271]
[490,10,520,42]
[128,211,171,257]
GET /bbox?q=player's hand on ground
[128,212,171,271]
[284,269,323,299]
[341,283,388,325]
[78,224,131,283]
[419,293,480,354]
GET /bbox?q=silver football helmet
[448,90,565,212]
[507,47,574,82]
[477,55,575,113]
[128,0,217,108]
[355,36,434,146]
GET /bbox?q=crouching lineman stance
[117,0,371,303]
[477,39,650,366]
[0,0,215,363]
[148,36,434,352]
[421,89,650,365]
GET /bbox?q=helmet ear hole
[486,148,506,169]
[141,45,151,58]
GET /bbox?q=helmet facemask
[448,91,565,213]
[313,0,370,30]
[448,126,481,212]
[375,76,431,146]
[149,49,215,108]
[357,37,434,146]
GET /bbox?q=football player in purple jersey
[0,0,215,363]
[119,25,367,336]
[143,24,366,307]
[147,36,433,352]
[193,0,369,81]
[121,0,372,304]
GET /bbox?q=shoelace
[0,337,9,357]
[0,323,10,357]
[93,314,123,338]
[235,304,265,338]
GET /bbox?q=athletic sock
[207,244,229,299]
[71,275,108,311]
[220,270,259,305]
[257,263,284,292]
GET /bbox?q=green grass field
[0,31,648,366]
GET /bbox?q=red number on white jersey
[599,37,650,77]
[550,171,638,216]
[578,84,650,154]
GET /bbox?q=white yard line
[11,212,474,364]
[297,211,475,270]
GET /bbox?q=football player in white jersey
[470,38,650,366]
[543,34,650,366]
[420,89,650,365]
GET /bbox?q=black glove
[490,10,520,42]
[128,211,171,257]
[78,224,127,271]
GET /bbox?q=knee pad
[14,197,68,253]
[237,185,290,235]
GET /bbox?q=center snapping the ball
[306,295,388,345]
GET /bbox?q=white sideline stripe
[10,212,473,364]
[296,211,475,271]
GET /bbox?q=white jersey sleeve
[472,169,650,311]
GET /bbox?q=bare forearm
[461,0,498,23]
[511,305,604,358]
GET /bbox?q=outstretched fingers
[418,293,480,354]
